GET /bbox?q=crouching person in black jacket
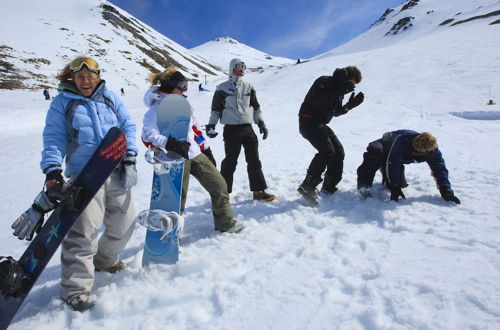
[356,130,460,204]
[297,66,364,205]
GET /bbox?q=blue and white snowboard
[142,94,191,266]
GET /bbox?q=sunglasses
[70,57,100,73]
[177,80,188,92]
[233,62,246,72]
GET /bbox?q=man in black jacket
[297,66,364,205]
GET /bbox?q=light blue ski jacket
[40,81,137,177]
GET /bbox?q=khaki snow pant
[60,171,135,301]
[181,153,235,232]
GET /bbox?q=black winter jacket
[298,68,350,124]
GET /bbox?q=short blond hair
[412,132,437,152]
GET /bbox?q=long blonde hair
[148,67,178,85]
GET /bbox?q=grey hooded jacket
[209,58,263,126]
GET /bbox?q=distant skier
[141,67,244,233]
[297,66,364,205]
[199,83,203,91]
[206,58,276,202]
[120,87,125,95]
[43,89,50,100]
[356,130,461,204]
[11,56,139,311]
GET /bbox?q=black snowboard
[0,127,127,329]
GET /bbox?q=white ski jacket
[141,86,208,160]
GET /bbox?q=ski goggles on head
[233,62,246,72]
[69,57,100,73]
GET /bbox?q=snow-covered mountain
[190,36,294,73]
[1,0,500,329]
[317,0,500,57]
[0,0,223,90]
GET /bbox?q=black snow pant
[220,124,267,194]
[299,118,344,186]
[356,140,407,189]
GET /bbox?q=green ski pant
[181,153,235,231]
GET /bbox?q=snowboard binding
[145,147,183,175]
[48,182,88,212]
[0,257,30,298]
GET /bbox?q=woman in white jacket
[141,67,243,233]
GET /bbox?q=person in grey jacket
[206,58,276,202]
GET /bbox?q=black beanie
[160,71,186,92]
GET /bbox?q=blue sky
[107,0,405,59]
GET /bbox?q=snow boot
[95,260,126,274]
[253,190,277,202]
[297,174,322,206]
[221,221,245,234]
[65,292,96,312]
[320,175,338,195]
[358,186,372,198]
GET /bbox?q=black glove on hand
[45,169,64,184]
[257,121,268,140]
[343,80,355,94]
[166,136,191,159]
[202,147,217,167]
[439,187,461,204]
[205,124,218,138]
[345,92,364,110]
[390,186,406,202]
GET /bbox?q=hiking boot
[320,175,338,194]
[298,174,322,206]
[358,186,372,198]
[95,260,126,273]
[65,292,96,312]
[253,190,277,202]
[298,185,318,205]
[220,222,245,234]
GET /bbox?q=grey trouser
[60,171,135,301]
[181,153,235,232]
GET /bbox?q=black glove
[343,80,355,94]
[439,187,461,204]
[202,147,217,167]
[389,186,406,202]
[45,169,64,184]
[345,92,364,110]
[257,121,268,140]
[205,124,218,138]
[166,136,191,159]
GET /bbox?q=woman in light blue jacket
[40,57,137,311]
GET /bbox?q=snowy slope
[190,36,295,73]
[1,0,500,329]
[317,0,500,57]
[0,0,223,91]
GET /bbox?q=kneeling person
[356,130,460,204]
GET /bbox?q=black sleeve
[250,89,260,110]
[211,90,228,113]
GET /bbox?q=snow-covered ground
[1,1,500,330]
